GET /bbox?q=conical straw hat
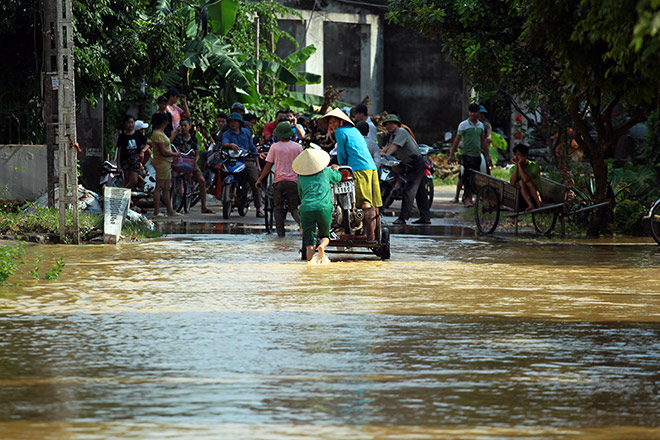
[317,108,355,131]
[292,148,331,176]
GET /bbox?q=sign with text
[103,187,131,244]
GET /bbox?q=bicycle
[647,198,660,246]
[170,150,197,213]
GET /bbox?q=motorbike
[206,146,252,219]
[299,164,390,261]
[379,144,435,209]
[331,165,364,234]
[99,160,123,189]
[100,158,157,197]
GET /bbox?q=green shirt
[297,168,342,213]
[510,160,541,189]
[457,119,485,157]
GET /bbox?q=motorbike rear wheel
[342,207,351,234]
[381,185,394,209]
[425,178,434,207]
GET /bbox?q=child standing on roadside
[292,149,341,261]
[256,122,303,237]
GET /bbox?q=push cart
[301,165,391,260]
[472,171,611,235]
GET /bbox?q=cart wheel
[475,185,500,234]
[650,202,660,246]
[532,210,558,236]
[379,228,391,260]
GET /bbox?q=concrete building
[276,0,470,144]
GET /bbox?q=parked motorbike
[100,158,157,197]
[379,144,435,209]
[331,165,364,234]
[99,160,123,189]
[206,147,252,219]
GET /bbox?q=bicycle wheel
[650,201,660,246]
[189,179,201,209]
[532,210,558,235]
[475,185,500,234]
[171,175,185,212]
[182,177,191,213]
[263,191,273,233]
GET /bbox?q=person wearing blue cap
[222,112,263,217]
[478,105,493,151]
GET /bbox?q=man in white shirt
[353,104,378,154]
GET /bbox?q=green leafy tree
[388,0,660,236]
[154,0,320,138]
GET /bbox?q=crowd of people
[114,88,540,261]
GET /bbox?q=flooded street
[1,231,660,439]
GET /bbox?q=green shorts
[300,208,332,247]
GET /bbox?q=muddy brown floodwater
[1,230,660,439]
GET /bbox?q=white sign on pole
[103,187,131,244]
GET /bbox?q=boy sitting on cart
[510,144,542,211]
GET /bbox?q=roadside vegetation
[0,206,161,243]
[388,0,660,237]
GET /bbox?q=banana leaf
[208,0,239,37]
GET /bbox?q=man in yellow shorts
[318,109,382,241]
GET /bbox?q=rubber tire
[182,178,191,213]
[532,210,558,235]
[222,182,233,220]
[189,180,201,209]
[425,178,434,207]
[171,175,185,213]
[342,207,351,235]
[263,192,274,234]
[650,202,660,246]
[237,184,249,217]
[379,228,391,260]
[475,185,500,234]
[381,185,394,209]
[109,176,124,188]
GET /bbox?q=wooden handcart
[471,171,610,236]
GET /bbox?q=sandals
[201,208,215,214]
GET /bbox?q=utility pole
[44,0,79,243]
[42,0,57,208]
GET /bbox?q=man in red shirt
[262,109,289,143]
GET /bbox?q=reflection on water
[1,234,660,439]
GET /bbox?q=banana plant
[156,0,320,106]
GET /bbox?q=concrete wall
[76,99,104,192]
[280,8,384,112]
[0,145,52,201]
[277,0,468,144]
[383,23,469,144]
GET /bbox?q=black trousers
[399,155,430,221]
[462,155,482,200]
